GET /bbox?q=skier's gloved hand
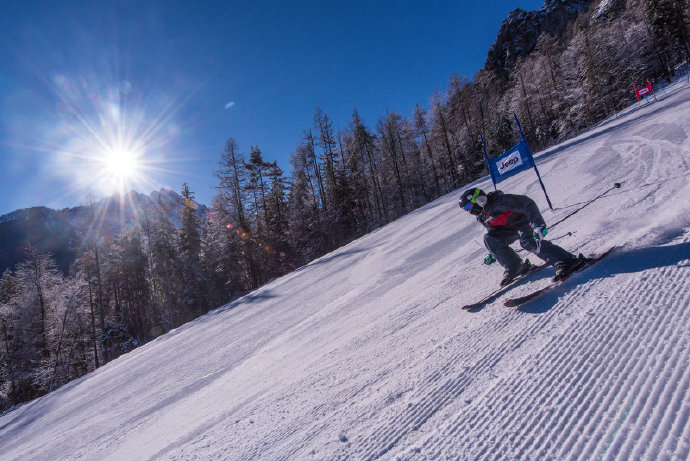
[484,253,497,265]
[532,226,548,241]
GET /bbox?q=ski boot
[553,254,588,281]
[500,260,532,287]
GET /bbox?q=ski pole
[550,182,622,229]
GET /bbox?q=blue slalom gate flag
[485,138,535,184]
[481,114,553,209]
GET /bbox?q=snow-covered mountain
[1,80,690,459]
[485,0,592,78]
[0,188,207,274]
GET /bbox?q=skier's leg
[485,230,522,272]
[519,230,575,265]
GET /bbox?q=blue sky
[0,0,544,215]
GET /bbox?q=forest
[1,0,689,413]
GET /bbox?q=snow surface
[2,82,690,460]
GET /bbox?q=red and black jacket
[476,191,546,231]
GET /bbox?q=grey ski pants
[484,226,574,271]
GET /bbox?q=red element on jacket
[487,211,513,227]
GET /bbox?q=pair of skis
[460,262,548,310]
[462,247,615,310]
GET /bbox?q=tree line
[1,0,688,413]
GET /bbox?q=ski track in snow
[2,81,690,461]
[400,241,690,460]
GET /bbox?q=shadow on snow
[518,241,690,314]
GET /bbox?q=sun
[47,72,188,202]
[103,147,139,179]
[97,144,145,194]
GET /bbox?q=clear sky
[0,0,544,215]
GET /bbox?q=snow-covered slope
[2,83,690,460]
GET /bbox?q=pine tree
[314,108,340,213]
[303,129,327,212]
[376,111,410,215]
[73,252,101,368]
[243,147,273,284]
[264,161,292,275]
[199,206,243,307]
[114,232,152,343]
[429,93,460,188]
[288,144,327,264]
[84,193,108,363]
[315,108,351,243]
[341,114,373,233]
[214,139,262,289]
[645,0,690,79]
[177,183,203,320]
[413,104,442,198]
[245,146,271,234]
[215,138,249,231]
[149,195,180,329]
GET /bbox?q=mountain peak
[486,0,592,80]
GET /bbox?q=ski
[461,263,548,310]
[504,247,617,308]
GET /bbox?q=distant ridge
[0,189,207,274]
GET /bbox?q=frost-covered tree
[376,110,410,215]
[215,138,249,232]
[288,145,327,264]
[645,0,690,79]
[429,92,461,188]
[348,110,386,225]
[177,183,203,319]
[199,207,243,308]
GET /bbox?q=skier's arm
[499,194,546,229]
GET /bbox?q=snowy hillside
[2,81,690,460]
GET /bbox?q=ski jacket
[476,191,546,231]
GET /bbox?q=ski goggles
[461,189,486,214]
[462,189,484,209]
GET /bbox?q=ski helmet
[459,187,487,215]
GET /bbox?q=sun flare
[47,71,188,202]
[103,147,139,179]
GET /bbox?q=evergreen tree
[215,138,249,231]
[413,104,442,198]
[177,183,203,320]
[73,252,101,368]
[315,108,351,244]
[264,161,292,275]
[244,146,271,234]
[115,232,152,342]
[645,0,690,79]
[429,93,461,188]
[288,145,327,264]
[214,139,262,289]
[199,206,243,307]
[350,111,387,224]
[314,108,340,213]
[243,147,272,284]
[376,111,410,216]
[149,195,181,329]
[84,193,108,363]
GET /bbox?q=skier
[459,187,584,286]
